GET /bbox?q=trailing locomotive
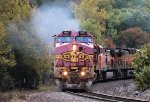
[53,31,137,90]
[93,46,137,81]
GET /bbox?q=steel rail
[65,91,149,102]
[65,91,120,102]
[86,92,148,102]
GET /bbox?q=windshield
[76,36,92,43]
[57,36,73,43]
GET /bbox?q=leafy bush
[0,68,14,91]
[133,44,150,91]
[135,66,150,91]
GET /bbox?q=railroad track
[65,91,148,102]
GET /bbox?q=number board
[79,31,87,36]
[62,31,71,36]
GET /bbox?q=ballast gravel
[25,92,99,102]
[14,79,150,102]
[91,79,150,101]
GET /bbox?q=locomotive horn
[52,35,56,37]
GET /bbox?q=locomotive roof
[56,31,94,37]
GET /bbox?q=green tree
[102,0,150,46]
[0,23,16,68]
[133,44,150,91]
[8,20,53,88]
[0,21,16,91]
[74,0,150,46]
[0,0,23,91]
[0,0,33,90]
[74,0,107,44]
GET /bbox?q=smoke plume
[8,2,80,54]
[31,4,80,42]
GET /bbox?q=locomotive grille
[70,71,80,84]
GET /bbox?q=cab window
[57,36,73,43]
[76,37,92,43]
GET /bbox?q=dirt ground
[1,79,150,102]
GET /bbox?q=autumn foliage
[117,27,150,48]
[104,38,116,48]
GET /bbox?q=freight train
[53,31,137,90]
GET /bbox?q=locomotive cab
[54,31,94,90]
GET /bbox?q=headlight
[80,71,86,76]
[72,44,77,51]
[62,71,68,76]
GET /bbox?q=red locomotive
[53,31,137,90]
